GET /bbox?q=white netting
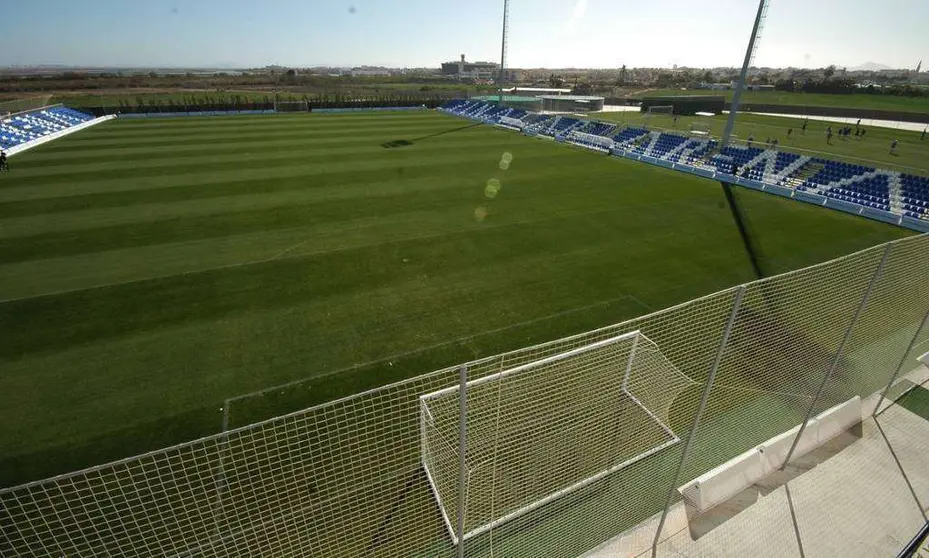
[623,334,699,428]
[421,332,695,542]
[273,101,309,113]
[646,105,674,116]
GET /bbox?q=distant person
[890,139,898,154]
[0,151,8,172]
[860,128,867,140]
[922,126,927,141]
[826,128,833,144]
[801,119,809,135]
[855,128,861,139]
[772,138,779,148]
[747,134,754,148]
[787,128,793,139]
[856,118,861,127]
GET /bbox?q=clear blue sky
[2,0,926,70]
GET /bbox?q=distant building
[440,55,503,81]
[350,66,392,77]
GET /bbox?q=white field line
[224,293,644,406]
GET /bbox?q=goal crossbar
[420,331,640,402]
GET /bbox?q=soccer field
[0,110,912,488]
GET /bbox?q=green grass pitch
[0,110,913,488]
[630,89,929,113]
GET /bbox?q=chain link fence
[1,234,928,557]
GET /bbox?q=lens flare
[485,178,501,198]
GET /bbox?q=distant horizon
[1,62,924,73]
[3,0,926,70]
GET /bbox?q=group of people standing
[825,122,866,144]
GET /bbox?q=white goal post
[690,121,712,137]
[273,100,309,113]
[645,105,675,124]
[420,330,696,544]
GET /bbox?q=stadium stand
[646,133,688,159]
[687,139,717,161]
[1,106,94,150]
[579,121,617,137]
[439,99,929,223]
[800,159,875,190]
[566,130,614,152]
[711,145,765,174]
[612,126,648,148]
[530,115,583,137]
[900,173,929,219]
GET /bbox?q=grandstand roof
[640,94,725,101]
[472,95,541,102]
[538,95,605,101]
[501,87,572,94]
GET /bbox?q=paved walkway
[583,365,929,557]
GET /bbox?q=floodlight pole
[498,0,510,104]
[721,0,768,148]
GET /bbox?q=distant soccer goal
[645,105,674,126]
[420,330,696,543]
[273,100,309,113]
[690,121,712,137]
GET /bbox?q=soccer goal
[420,330,696,543]
[644,105,674,126]
[273,100,309,113]
[690,121,712,137]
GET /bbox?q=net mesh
[274,101,309,113]
[646,105,674,115]
[421,332,694,542]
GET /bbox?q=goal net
[690,121,712,137]
[645,105,674,125]
[273,100,309,113]
[420,330,696,543]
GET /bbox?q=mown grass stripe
[0,110,910,490]
[0,146,573,203]
[5,136,517,180]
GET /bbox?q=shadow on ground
[382,123,484,148]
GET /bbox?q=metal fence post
[781,244,892,469]
[651,285,746,556]
[457,364,468,557]
[873,308,929,416]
